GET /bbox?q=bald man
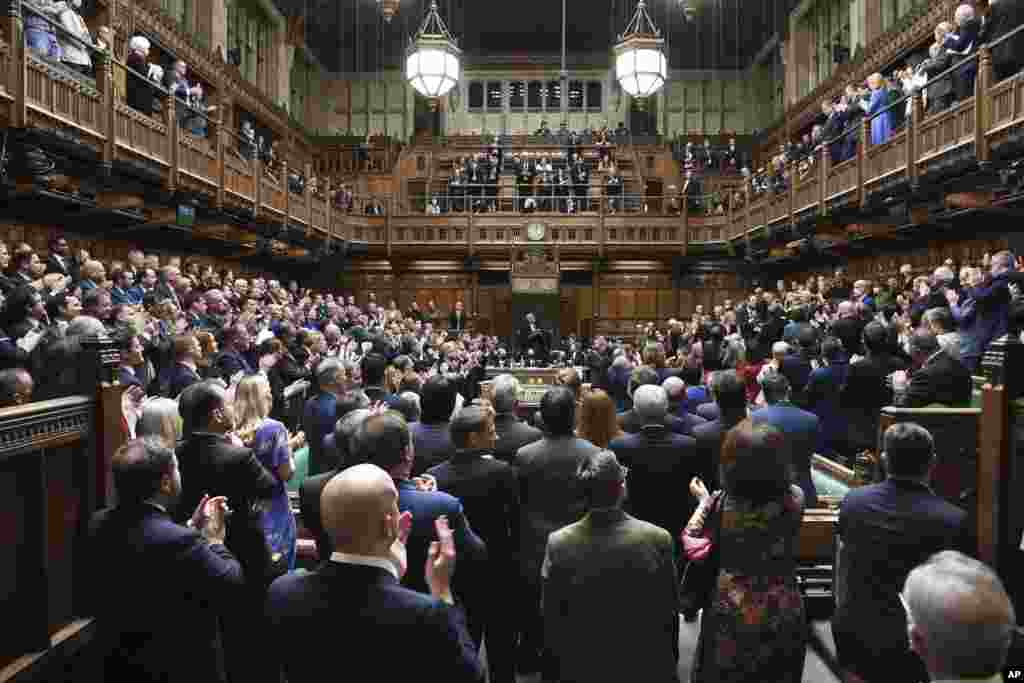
[903,550,1015,682]
[265,464,483,683]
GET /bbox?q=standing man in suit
[354,412,487,598]
[491,374,542,463]
[213,323,254,382]
[514,387,601,674]
[428,405,519,683]
[609,384,700,549]
[985,0,1024,81]
[519,312,549,362]
[893,332,972,408]
[542,449,679,683]
[618,366,707,436]
[944,3,982,101]
[585,335,613,392]
[157,334,203,399]
[303,358,344,476]
[751,373,821,508]
[88,438,244,683]
[833,423,973,683]
[45,234,72,277]
[449,300,468,332]
[410,374,457,475]
[692,370,747,492]
[841,321,908,452]
[174,380,279,683]
[266,464,484,683]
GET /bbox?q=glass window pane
[527,81,542,109]
[487,81,503,109]
[568,80,583,110]
[469,82,484,110]
[510,81,525,109]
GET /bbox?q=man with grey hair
[945,3,981,102]
[661,375,688,418]
[304,358,347,476]
[609,384,699,548]
[491,374,542,463]
[619,368,705,435]
[542,449,679,683]
[67,314,107,338]
[894,331,971,408]
[958,249,1015,372]
[903,551,1014,682]
[833,422,971,683]
[298,407,373,559]
[922,306,961,361]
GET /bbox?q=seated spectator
[542,449,679,683]
[903,551,1016,683]
[87,438,243,683]
[833,422,972,683]
[266,463,483,683]
[893,331,972,407]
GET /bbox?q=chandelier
[377,0,400,23]
[405,0,461,99]
[614,0,667,99]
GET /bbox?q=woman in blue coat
[866,73,893,146]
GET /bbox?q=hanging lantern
[614,0,666,100]
[406,0,461,100]
[377,0,400,23]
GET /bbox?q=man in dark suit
[490,373,542,463]
[303,358,345,476]
[833,423,972,683]
[354,412,486,598]
[428,405,519,683]
[519,312,549,362]
[410,374,457,475]
[691,370,747,493]
[88,438,244,683]
[45,234,72,277]
[298,407,372,560]
[174,380,279,683]
[514,387,601,673]
[609,384,700,548]
[543,449,679,683]
[840,321,908,452]
[895,332,973,408]
[360,351,398,407]
[618,366,707,436]
[944,3,982,101]
[985,0,1024,81]
[830,301,866,358]
[751,373,821,508]
[157,334,203,399]
[266,463,484,683]
[212,323,254,382]
[448,300,468,332]
[585,335,613,392]
[154,265,182,310]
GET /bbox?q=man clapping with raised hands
[265,463,483,682]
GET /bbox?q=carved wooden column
[908,90,921,189]
[282,136,290,226]
[324,178,333,238]
[215,112,225,210]
[166,91,179,192]
[304,161,313,229]
[680,201,689,256]
[818,144,828,215]
[8,0,25,128]
[857,117,870,208]
[96,46,115,177]
[975,46,992,168]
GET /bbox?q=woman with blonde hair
[576,387,623,449]
[233,373,305,572]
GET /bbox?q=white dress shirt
[329,551,398,580]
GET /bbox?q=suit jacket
[88,503,245,683]
[834,478,972,646]
[428,448,519,578]
[543,508,679,683]
[157,362,201,399]
[266,562,483,683]
[493,412,543,464]
[751,404,821,508]
[617,408,706,437]
[609,426,701,541]
[45,253,71,277]
[298,468,336,560]
[985,0,1024,75]
[395,478,487,596]
[303,392,338,476]
[174,432,279,583]
[410,421,455,476]
[692,418,742,491]
[830,316,865,357]
[896,349,973,408]
[841,352,907,449]
[515,435,601,580]
[212,349,254,382]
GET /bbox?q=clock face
[527,223,545,241]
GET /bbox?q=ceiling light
[406,0,461,99]
[614,0,666,99]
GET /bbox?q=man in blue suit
[354,412,486,598]
[410,374,458,475]
[157,334,203,398]
[266,462,484,683]
[88,438,245,683]
[212,323,254,382]
[833,423,972,683]
[303,358,345,476]
[751,373,821,508]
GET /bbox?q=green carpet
[288,446,310,493]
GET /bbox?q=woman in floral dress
[684,419,807,682]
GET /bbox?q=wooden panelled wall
[786,235,1011,284]
[342,269,748,341]
[0,223,266,278]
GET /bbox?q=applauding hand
[426,516,457,603]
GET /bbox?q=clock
[526,223,546,241]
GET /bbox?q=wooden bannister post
[304,162,312,228]
[96,47,115,175]
[787,160,795,224]
[680,202,689,256]
[282,140,290,224]
[215,114,225,210]
[975,46,992,167]
[324,178,333,238]
[744,182,751,254]
[858,117,869,208]
[254,157,262,216]
[385,196,392,258]
[908,91,922,189]
[8,0,25,129]
[166,92,178,192]
[818,144,828,216]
